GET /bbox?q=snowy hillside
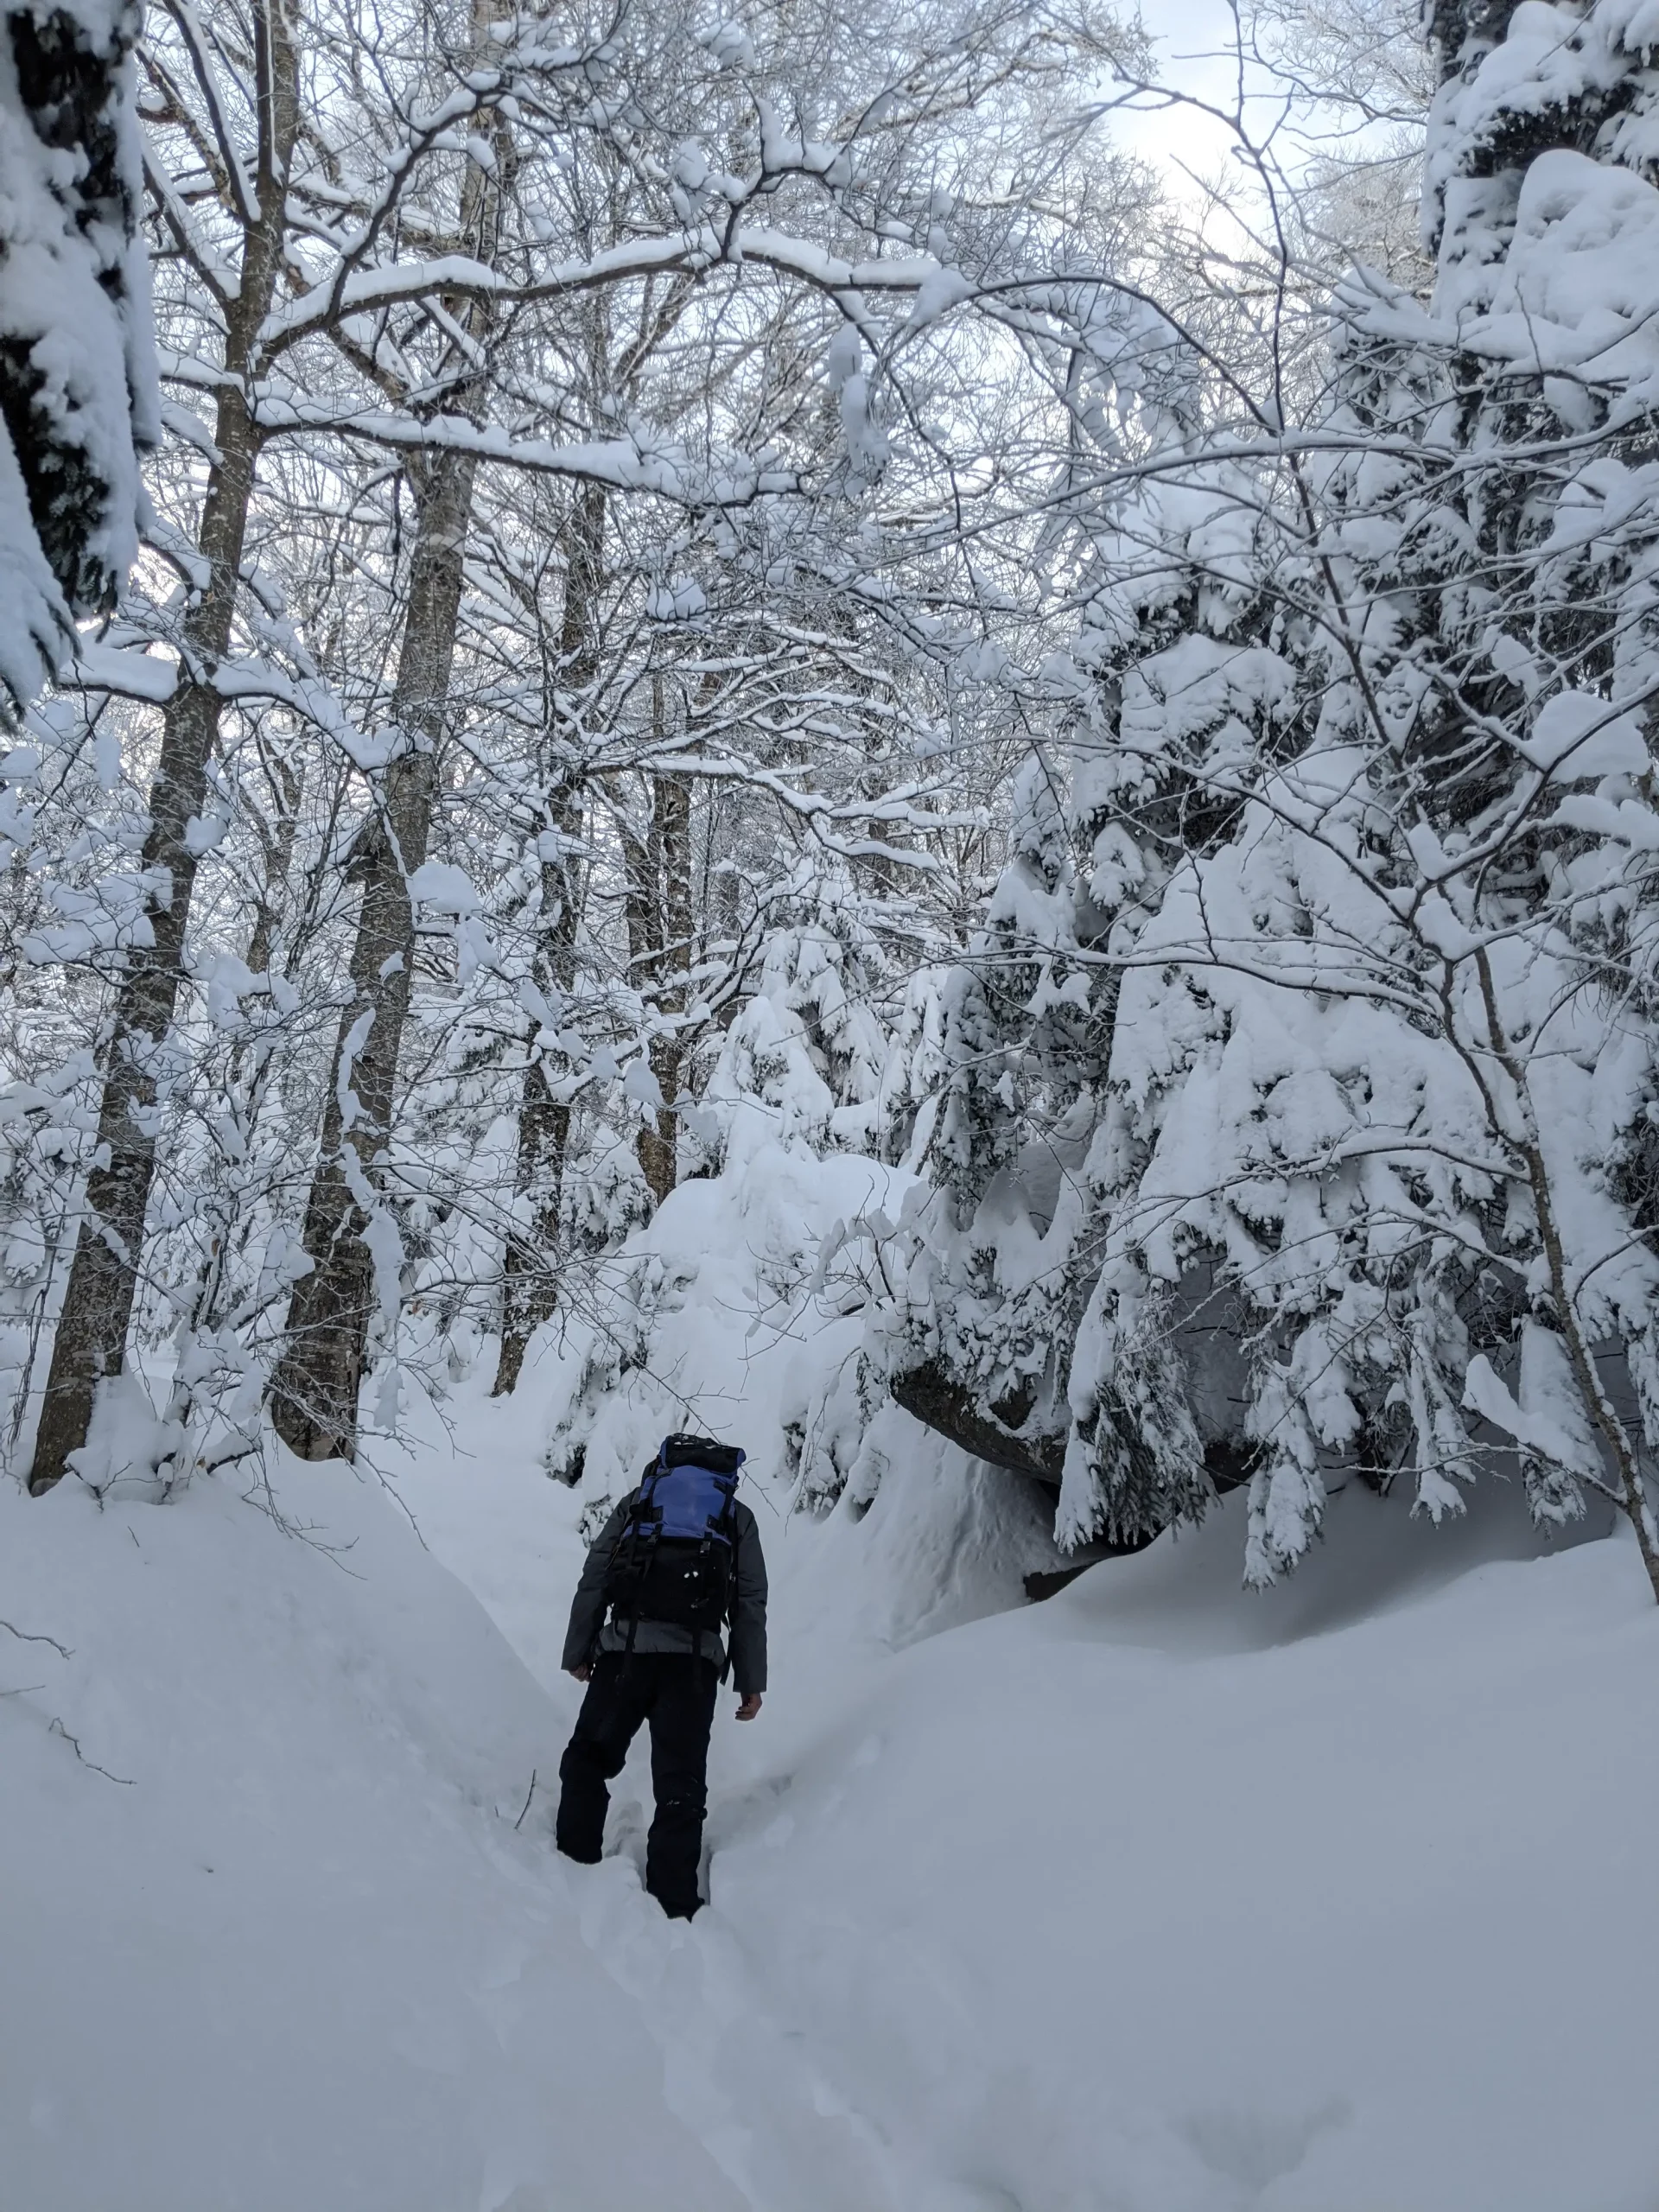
[7,1141,1658,2211]
[387,1155,1659,2212]
[493,1117,1076,1638]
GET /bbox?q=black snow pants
[556,1652,719,1918]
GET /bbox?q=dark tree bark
[632,738,692,1208]
[28,0,300,1494]
[492,480,607,1397]
[241,738,302,983]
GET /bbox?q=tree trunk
[491,799,581,1398]
[635,743,691,1206]
[492,482,606,1395]
[270,0,513,1459]
[242,741,302,982]
[27,0,300,1495]
[269,447,477,1458]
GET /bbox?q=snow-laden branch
[264,226,963,359]
[246,397,798,503]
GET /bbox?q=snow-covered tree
[3,0,1166,1491]
[889,0,1659,1601]
[883,440,1305,1524]
[0,0,155,716]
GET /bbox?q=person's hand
[569,1663,591,1683]
[735,1692,762,1721]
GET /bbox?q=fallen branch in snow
[48,1717,135,1787]
[0,1618,72,1661]
[513,1768,537,1831]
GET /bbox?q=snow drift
[704,1491,1659,2212]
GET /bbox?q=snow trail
[569,1859,907,2212]
[16,1346,1649,2211]
[0,1457,748,2212]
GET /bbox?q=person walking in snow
[556,1433,767,1919]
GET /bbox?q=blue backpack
[601,1433,745,1644]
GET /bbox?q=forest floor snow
[6,1137,1659,2209]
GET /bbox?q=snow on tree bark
[493,481,606,1400]
[269,444,479,1459]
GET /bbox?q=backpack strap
[606,1478,656,1678]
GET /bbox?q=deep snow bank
[0,1459,743,2212]
[704,1486,1659,2212]
[493,1129,1074,1649]
[14,1129,1653,2212]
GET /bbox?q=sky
[1105,0,1399,206]
[1107,0,1282,186]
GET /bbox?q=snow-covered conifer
[889,0,1659,1598]
[886,453,1306,1527]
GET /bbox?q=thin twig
[48,1716,135,1786]
[0,1618,72,1661]
[514,1767,537,1830]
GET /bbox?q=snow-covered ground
[7,1141,1658,2210]
[0,1456,745,2212]
[389,1397,1659,2212]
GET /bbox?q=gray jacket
[562,1489,769,1694]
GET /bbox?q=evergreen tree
[887,459,1308,1535]
[888,0,1659,1596]
[0,0,154,715]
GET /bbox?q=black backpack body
[601,1434,745,1642]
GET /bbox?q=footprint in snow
[1177,2097,1353,2193]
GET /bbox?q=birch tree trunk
[28,0,300,1494]
[268,445,478,1457]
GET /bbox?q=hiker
[556,1433,768,1919]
